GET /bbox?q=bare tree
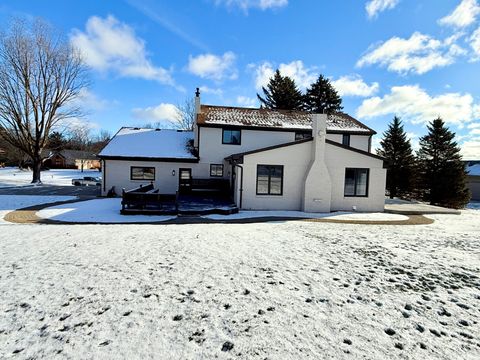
[0,18,88,182]
[174,97,196,130]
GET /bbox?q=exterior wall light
[172,169,176,176]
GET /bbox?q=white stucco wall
[198,126,295,164]
[325,143,386,212]
[326,133,371,152]
[239,142,312,211]
[102,159,201,196]
[235,140,386,212]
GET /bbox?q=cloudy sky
[1,0,480,159]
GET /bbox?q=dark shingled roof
[197,105,376,134]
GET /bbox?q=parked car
[72,176,101,186]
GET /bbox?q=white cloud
[461,138,480,159]
[252,60,318,90]
[468,122,480,129]
[331,75,379,97]
[439,0,480,28]
[357,32,466,74]
[469,26,480,59]
[71,15,174,85]
[187,52,237,81]
[214,0,287,11]
[199,86,223,96]
[236,96,257,107]
[357,85,479,126]
[132,103,180,123]
[366,0,400,19]
[72,88,110,111]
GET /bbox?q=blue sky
[1,0,480,158]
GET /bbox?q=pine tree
[416,118,470,209]
[377,116,415,199]
[257,70,304,110]
[304,75,343,114]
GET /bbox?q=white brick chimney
[302,114,332,212]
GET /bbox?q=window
[344,168,369,197]
[222,129,241,145]
[131,166,155,181]
[210,164,224,177]
[342,134,350,146]
[295,131,312,141]
[256,165,283,195]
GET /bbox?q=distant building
[466,161,480,201]
[42,149,100,170]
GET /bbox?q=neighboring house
[98,91,386,212]
[42,149,101,170]
[466,161,480,201]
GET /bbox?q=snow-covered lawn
[0,195,77,225]
[0,168,100,188]
[0,209,479,359]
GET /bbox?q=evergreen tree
[304,75,343,114]
[416,118,470,209]
[47,131,66,152]
[377,116,415,199]
[257,70,304,110]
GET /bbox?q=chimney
[195,87,201,115]
[302,114,332,212]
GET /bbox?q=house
[466,161,480,201]
[98,90,386,212]
[42,149,101,170]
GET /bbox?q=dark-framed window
[344,168,369,197]
[295,131,312,141]
[210,164,224,177]
[256,165,283,195]
[131,166,155,181]
[222,128,241,145]
[342,134,351,146]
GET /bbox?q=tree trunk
[31,155,42,183]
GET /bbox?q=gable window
[131,166,155,181]
[256,165,283,195]
[210,164,224,177]
[342,134,351,146]
[344,168,369,197]
[222,129,241,145]
[295,131,312,141]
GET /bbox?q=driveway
[0,184,100,197]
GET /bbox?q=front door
[179,168,192,192]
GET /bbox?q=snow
[467,202,480,210]
[204,210,408,221]
[467,164,480,176]
[98,128,196,159]
[0,168,100,188]
[0,195,77,224]
[200,105,373,133]
[1,205,479,358]
[37,198,175,223]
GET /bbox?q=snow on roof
[468,164,480,176]
[98,128,196,159]
[197,105,375,134]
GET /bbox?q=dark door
[179,168,192,192]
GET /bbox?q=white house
[98,91,387,212]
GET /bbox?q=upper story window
[222,129,241,145]
[256,165,283,195]
[295,131,312,141]
[342,134,351,146]
[344,168,369,197]
[131,166,155,181]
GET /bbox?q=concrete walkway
[384,198,461,215]
[4,198,434,226]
